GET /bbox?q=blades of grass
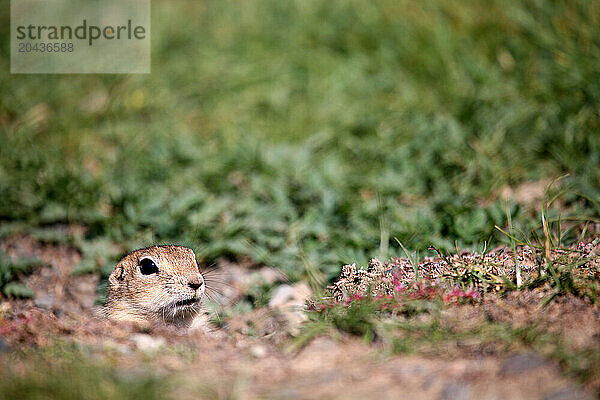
[301,253,326,292]
[542,174,569,252]
[540,175,572,290]
[573,191,600,213]
[504,200,522,288]
[494,225,529,247]
[579,221,589,242]
[557,213,562,248]
[540,289,560,307]
[428,245,456,276]
[395,237,419,282]
[377,193,389,260]
[289,320,332,351]
[547,216,600,224]
[545,259,562,292]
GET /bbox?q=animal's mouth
[174,297,198,307]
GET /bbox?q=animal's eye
[139,258,159,275]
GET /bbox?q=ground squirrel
[104,245,206,328]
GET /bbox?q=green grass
[0,250,40,298]
[1,0,600,284]
[1,2,600,394]
[0,343,169,400]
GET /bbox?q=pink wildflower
[352,293,365,301]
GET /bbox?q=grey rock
[249,344,267,358]
[543,387,592,400]
[274,388,301,400]
[0,336,10,353]
[440,383,470,400]
[269,283,312,309]
[131,334,165,353]
[501,353,548,375]
[268,283,312,335]
[34,293,55,310]
[269,285,296,308]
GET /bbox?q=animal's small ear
[116,266,124,280]
[108,265,125,285]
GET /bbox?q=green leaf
[3,282,35,298]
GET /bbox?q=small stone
[34,294,55,310]
[268,283,313,335]
[0,336,10,353]
[269,285,296,308]
[0,302,11,313]
[501,353,548,375]
[439,383,470,400]
[131,334,165,353]
[269,283,312,309]
[543,387,592,400]
[249,344,267,358]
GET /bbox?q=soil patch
[0,236,598,399]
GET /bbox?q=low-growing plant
[301,289,600,390]
[0,343,168,400]
[495,181,600,303]
[0,250,40,298]
[298,281,479,348]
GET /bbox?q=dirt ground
[0,236,598,400]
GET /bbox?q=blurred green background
[1,0,599,284]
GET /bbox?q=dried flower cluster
[327,239,600,303]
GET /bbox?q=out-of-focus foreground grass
[1,0,599,284]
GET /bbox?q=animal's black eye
[139,258,158,275]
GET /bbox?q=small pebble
[0,336,10,354]
[34,294,55,310]
[249,344,267,358]
[439,383,470,400]
[501,353,548,375]
[131,334,165,353]
[269,283,312,309]
[543,386,592,400]
[269,285,296,308]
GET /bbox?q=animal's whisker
[105,245,210,329]
[204,280,235,291]
[205,287,227,299]
[203,275,231,283]
[204,291,220,303]
[199,264,220,276]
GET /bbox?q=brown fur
[104,245,205,328]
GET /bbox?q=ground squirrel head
[105,245,205,328]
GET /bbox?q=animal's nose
[188,275,204,290]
